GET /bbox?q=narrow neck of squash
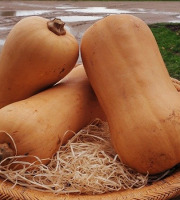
[47,18,66,36]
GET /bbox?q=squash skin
[0,65,105,165]
[81,14,180,174]
[0,16,79,109]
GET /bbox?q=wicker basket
[0,169,180,200]
[1,77,180,200]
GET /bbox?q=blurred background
[0,1,179,77]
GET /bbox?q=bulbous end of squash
[47,18,66,36]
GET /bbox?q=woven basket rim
[0,169,180,200]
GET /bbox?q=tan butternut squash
[0,16,79,109]
[81,14,180,174]
[0,65,105,165]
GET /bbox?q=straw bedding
[0,119,172,195]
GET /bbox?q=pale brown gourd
[0,65,105,165]
[81,14,180,174]
[0,16,79,109]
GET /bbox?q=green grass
[149,23,180,79]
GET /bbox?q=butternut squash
[0,65,105,165]
[81,14,180,174]
[0,16,79,109]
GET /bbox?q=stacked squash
[0,14,180,175]
[0,16,105,165]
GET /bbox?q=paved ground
[0,1,180,60]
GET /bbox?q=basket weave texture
[0,167,180,199]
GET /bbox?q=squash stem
[47,18,66,36]
[0,143,14,162]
